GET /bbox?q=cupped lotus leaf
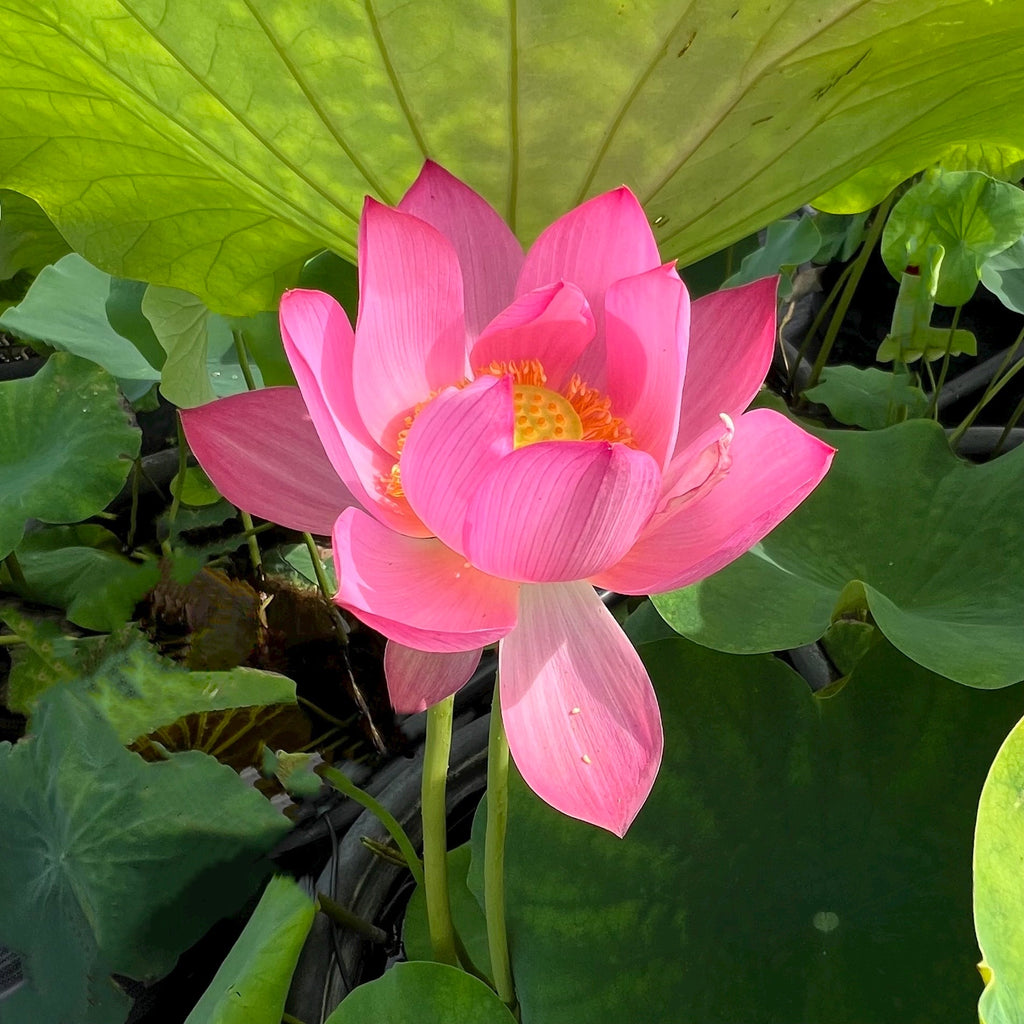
[981,236,1024,314]
[880,171,1024,306]
[468,636,1024,1024]
[0,352,140,559]
[653,418,1024,688]
[141,285,262,408]
[975,713,1024,1024]
[0,4,1023,312]
[324,961,516,1024]
[0,189,71,280]
[184,875,315,1024]
[0,687,290,1024]
[804,365,929,429]
[0,254,160,398]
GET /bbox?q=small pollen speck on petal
[581,753,592,764]
[570,706,581,715]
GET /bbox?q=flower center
[512,384,582,448]
[380,358,634,500]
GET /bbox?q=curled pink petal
[354,198,469,452]
[181,387,359,535]
[383,641,482,714]
[280,289,429,537]
[517,187,661,389]
[604,264,690,467]
[333,508,519,653]
[401,375,514,554]
[593,409,835,594]
[500,581,663,837]
[470,282,595,391]
[399,161,523,342]
[673,276,777,458]
[464,441,661,583]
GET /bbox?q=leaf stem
[3,552,26,588]
[0,634,23,646]
[484,683,517,1012]
[928,305,961,419]
[232,329,258,391]
[319,764,424,889]
[807,190,896,390]
[422,695,458,966]
[950,324,1024,447]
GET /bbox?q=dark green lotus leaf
[653,419,1024,688]
[0,189,71,280]
[0,254,161,399]
[0,352,140,560]
[0,686,290,1024]
[7,524,161,631]
[722,215,821,295]
[975,712,1024,1024]
[403,843,493,983]
[881,171,1024,306]
[184,875,315,1024]
[804,364,929,429]
[324,961,515,1024]
[465,637,1024,1024]
[0,4,1023,312]
[105,277,168,372]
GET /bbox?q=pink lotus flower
[182,163,833,837]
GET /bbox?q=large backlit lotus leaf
[652,419,1024,688]
[0,3,1022,312]
[976,712,1024,1024]
[465,636,1024,1023]
[0,352,140,560]
[0,687,290,1023]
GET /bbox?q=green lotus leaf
[324,961,516,1024]
[722,215,821,294]
[804,365,929,429]
[653,419,1024,688]
[980,236,1024,314]
[141,285,263,408]
[0,189,70,280]
[0,686,290,1023]
[881,171,1024,306]
[6,524,161,631]
[468,636,1024,1023]
[975,712,1024,1024]
[0,352,140,560]
[0,254,161,399]
[184,875,315,1024]
[105,277,168,372]
[1,3,1023,312]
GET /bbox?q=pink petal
[383,641,483,714]
[672,276,777,459]
[354,198,469,452]
[333,508,519,653]
[517,187,662,389]
[399,161,523,343]
[470,282,595,391]
[464,441,661,583]
[400,375,514,554]
[593,409,835,594]
[604,264,690,468]
[280,289,430,538]
[500,580,663,837]
[180,388,359,535]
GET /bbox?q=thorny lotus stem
[485,683,518,1013]
[422,695,458,966]
[319,764,424,889]
[807,189,897,390]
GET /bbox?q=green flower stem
[232,329,258,392]
[484,684,517,1012]
[0,634,23,646]
[239,509,263,575]
[422,694,458,966]
[162,415,190,555]
[303,533,338,607]
[928,305,962,419]
[807,190,897,390]
[3,551,27,588]
[950,324,1024,446]
[319,764,424,890]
